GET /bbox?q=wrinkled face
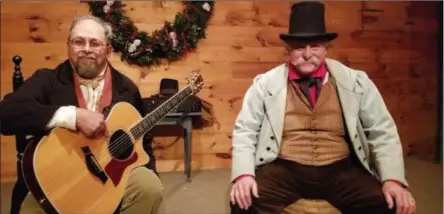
[286,40,329,75]
[67,19,112,79]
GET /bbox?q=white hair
[283,40,332,53]
[68,15,114,44]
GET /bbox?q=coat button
[270,136,275,140]
[358,146,362,150]
[363,157,366,161]
[266,147,271,151]
[355,134,358,139]
[259,158,264,161]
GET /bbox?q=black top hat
[159,78,178,96]
[280,1,337,42]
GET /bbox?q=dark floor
[1,156,442,214]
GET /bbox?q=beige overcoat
[231,58,408,187]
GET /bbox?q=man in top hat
[229,1,415,214]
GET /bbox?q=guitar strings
[34,77,200,185]
[97,86,193,161]
[102,89,189,160]
[103,75,201,160]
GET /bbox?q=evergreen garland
[84,1,214,67]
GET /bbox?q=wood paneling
[0,1,439,182]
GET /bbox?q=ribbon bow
[295,76,321,107]
[77,74,105,89]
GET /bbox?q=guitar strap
[73,65,113,113]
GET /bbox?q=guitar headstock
[187,70,204,94]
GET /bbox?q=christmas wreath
[84,1,214,67]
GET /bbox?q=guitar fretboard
[129,86,193,140]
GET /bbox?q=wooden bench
[283,199,341,214]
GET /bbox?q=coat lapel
[263,64,288,147]
[54,60,81,107]
[325,58,361,141]
[109,66,128,105]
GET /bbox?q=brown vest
[278,79,350,166]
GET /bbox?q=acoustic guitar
[21,70,203,213]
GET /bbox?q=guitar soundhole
[108,129,134,161]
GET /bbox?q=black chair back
[9,55,30,214]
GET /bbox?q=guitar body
[22,102,149,214]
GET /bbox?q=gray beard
[75,62,100,79]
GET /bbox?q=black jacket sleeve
[0,69,60,136]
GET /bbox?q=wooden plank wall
[439,2,444,165]
[0,1,440,182]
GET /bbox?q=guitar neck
[129,85,193,140]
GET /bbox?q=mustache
[295,57,320,65]
[79,57,96,60]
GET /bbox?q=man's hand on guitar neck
[75,108,109,138]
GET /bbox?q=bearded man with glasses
[0,15,163,214]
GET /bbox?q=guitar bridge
[81,146,108,184]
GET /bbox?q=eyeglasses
[69,38,106,50]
